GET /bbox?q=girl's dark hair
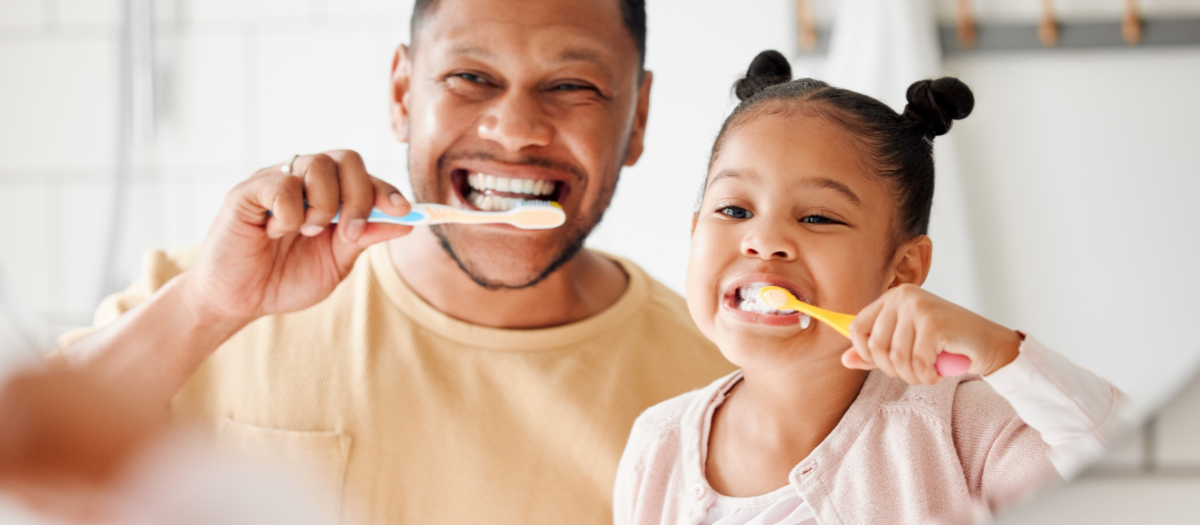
[712,50,974,241]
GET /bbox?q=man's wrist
[166,273,253,355]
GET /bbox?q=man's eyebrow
[557,48,614,76]
[807,177,863,207]
[447,45,493,58]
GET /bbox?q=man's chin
[431,225,586,290]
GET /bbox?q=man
[56,0,732,523]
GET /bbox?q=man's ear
[623,71,654,167]
[888,235,933,288]
[390,44,413,143]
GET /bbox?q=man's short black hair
[410,0,647,70]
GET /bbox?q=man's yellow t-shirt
[63,243,733,524]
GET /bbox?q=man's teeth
[467,173,556,197]
[468,192,525,212]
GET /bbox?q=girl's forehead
[706,113,879,195]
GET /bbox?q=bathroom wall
[1,0,1199,521]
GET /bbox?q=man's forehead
[417,0,636,68]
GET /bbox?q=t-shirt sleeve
[53,246,201,353]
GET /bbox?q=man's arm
[57,273,249,404]
[56,150,412,407]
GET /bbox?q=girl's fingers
[889,313,919,385]
[849,294,888,369]
[913,324,942,385]
[866,302,899,378]
[841,348,871,370]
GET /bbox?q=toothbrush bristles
[761,288,790,309]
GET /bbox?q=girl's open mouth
[723,281,812,329]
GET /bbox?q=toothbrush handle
[331,205,432,226]
[935,352,971,376]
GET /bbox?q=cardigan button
[691,484,706,499]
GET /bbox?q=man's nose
[477,91,554,152]
[741,225,797,262]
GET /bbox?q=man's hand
[187,150,412,323]
[58,150,412,404]
[842,284,1022,385]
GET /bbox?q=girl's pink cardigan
[614,336,1125,525]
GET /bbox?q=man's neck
[387,228,629,329]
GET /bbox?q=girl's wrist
[981,327,1023,376]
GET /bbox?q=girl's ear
[888,235,933,288]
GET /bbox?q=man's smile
[450,167,573,212]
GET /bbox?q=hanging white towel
[820,0,982,312]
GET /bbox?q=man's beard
[431,221,590,290]
[419,150,621,291]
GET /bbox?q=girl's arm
[982,334,1128,478]
[844,284,1131,478]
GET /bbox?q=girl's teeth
[736,283,798,316]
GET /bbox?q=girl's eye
[720,206,753,220]
[800,214,839,225]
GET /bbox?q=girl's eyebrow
[804,177,863,207]
[708,169,752,188]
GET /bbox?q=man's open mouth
[452,169,567,212]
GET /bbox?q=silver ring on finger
[281,154,300,175]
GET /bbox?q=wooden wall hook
[1039,0,1059,48]
[1123,0,1142,45]
[956,0,977,49]
[796,0,818,53]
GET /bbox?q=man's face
[391,0,651,289]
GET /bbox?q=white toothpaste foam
[737,283,812,328]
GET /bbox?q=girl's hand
[842,284,1022,385]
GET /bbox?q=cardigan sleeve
[983,335,1132,479]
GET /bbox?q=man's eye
[455,73,488,84]
[720,206,753,219]
[800,214,838,224]
[552,83,591,92]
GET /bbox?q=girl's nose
[741,227,797,261]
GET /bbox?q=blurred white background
[1,0,1200,521]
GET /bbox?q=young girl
[614,50,1125,525]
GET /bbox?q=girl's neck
[706,356,868,497]
[736,358,868,446]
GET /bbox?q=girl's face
[686,111,925,370]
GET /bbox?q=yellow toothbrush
[759,286,972,376]
[760,286,856,338]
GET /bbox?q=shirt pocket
[216,418,353,516]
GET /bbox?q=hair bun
[734,50,792,101]
[902,77,974,138]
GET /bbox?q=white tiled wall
[2,1,1200,521]
[0,0,414,337]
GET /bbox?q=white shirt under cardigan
[615,335,1127,525]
